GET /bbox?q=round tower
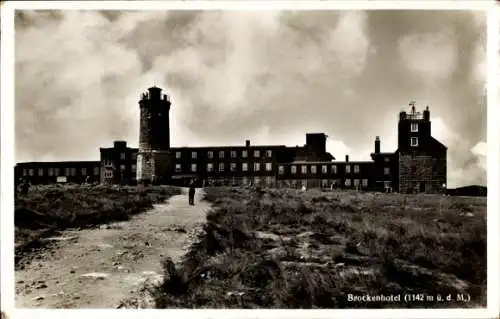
[137,86,173,185]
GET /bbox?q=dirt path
[15,188,210,309]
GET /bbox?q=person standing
[188,179,196,205]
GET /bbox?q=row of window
[103,152,137,163]
[176,149,273,160]
[174,162,391,175]
[203,177,370,188]
[175,162,274,173]
[22,164,139,178]
[281,164,369,175]
[23,167,100,177]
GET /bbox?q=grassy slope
[154,187,486,309]
[15,184,181,268]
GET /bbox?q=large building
[15,87,447,194]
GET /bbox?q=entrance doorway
[419,182,426,193]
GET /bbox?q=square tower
[397,102,447,194]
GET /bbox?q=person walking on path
[188,179,196,205]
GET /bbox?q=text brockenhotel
[348,294,401,302]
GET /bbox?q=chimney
[399,111,407,121]
[424,106,430,121]
[245,140,250,147]
[345,155,349,162]
[375,136,380,154]
[114,141,126,148]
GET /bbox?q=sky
[14,10,486,188]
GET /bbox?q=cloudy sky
[15,10,486,187]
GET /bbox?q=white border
[1,1,498,319]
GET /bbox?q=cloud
[14,10,486,187]
[398,29,458,81]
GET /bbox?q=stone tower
[397,101,447,194]
[136,86,173,185]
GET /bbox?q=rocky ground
[15,189,209,308]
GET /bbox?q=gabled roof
[430,137,447,150]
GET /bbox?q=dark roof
[16,161,100,166]
[171,145,287,150]
[100,147,138,151]
[430,137,447,150]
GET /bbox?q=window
[345,165,351,174]
[322,165,328,174]
[331,165,337,174]
[191,164,197,172]
[230,163,237,172]
[242,163,248,172]
[362,179,368,187]
[208,151,213,159]
[176,152,181,159]
[291,165,297,174]
[64,168,70,176]
[254,177,261,185]
[81,168,87,176]
[301,165,307,174]
[23,169,28,176]
[120,165,126,172]
[38,168,43,176]
[218,163,224,172]
[265,163,272,171]
[353,179,360,187]
[132,153,137,161]
[410,137,418,147]
[207,163,214,172]
[131,165,137,172]
[175,164,181,173]
[384,157,390,162]
[219,151,225,159]
[191,151,197,159]
[384,167,390,175]
[411,122,419,132]
[254,150,260,158]
[231,151,237,158]
[321,180,329,188]
[265,176,273,185]
[311,165,317,174]
[94,167,100,175]
[120,153,126,160]
[48,168,54,176]
[266,150,272,157]
[254,163,261,171]
[70,168,76,176]
[353,165,360,174]
[242,176,248,185]
[55,168,60,176]
[345,179,351,186]
[242,150,248,158]
[384,181,391,189]
[29,169,34,176]
[278,165,285,175]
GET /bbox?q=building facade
[14,87,447,194]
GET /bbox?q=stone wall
[152,150,173,184]
[398,153,446,194]
[136,151,154,184]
